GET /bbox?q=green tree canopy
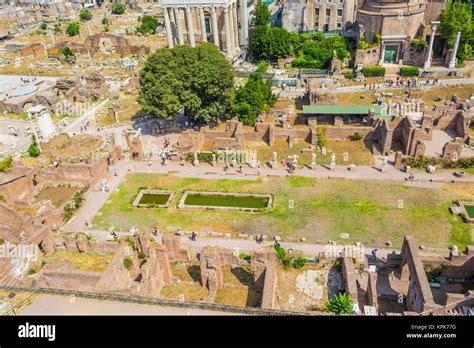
[254,0,271,26]
[233,70,276,126]
[136,15,159,35]
[439,0,473,65]
[79,8,92,21]
[139,43,234,123]
[251,26,293,60]
[292,33,350,69]
[66,22,80,37]
[111,2,126,15]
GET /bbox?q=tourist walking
[191,232,196,241]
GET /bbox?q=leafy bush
[62,47,75,60]
[400,67,419,77]
[63,191,84,221]
[80,8,92,21]
[0,157,13,172]
[40,22,48,30]
[138,251,146,260]
[274,245,307,269]
[361,66,385,77]
[239,253,251,261]
[349,132,364,141]
[184,152,214,164]
[123,256,133,270]
[136,15,159,35]
[344,71,356,79]
[111,3,126,15]
[54,23,61,33]
[326,293,353,314]
[27,143,40,158]
[402,155,474,169]
[66,22,80,36]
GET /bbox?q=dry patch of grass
[34,186,77,207]
[161,283,208,302]
[215,266,261,307]
[43,251,113,272]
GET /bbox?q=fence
[0,285,326,316]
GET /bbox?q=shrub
[138,251,146,260]
[239,253,251,261]
[361,66,385,77]
[66,22,80,36]
[274,245,307,269]
[40,22,48,30]
[400,67,419,77]
[111,3,126,15]
[54,23,61,33]
[62,46,75,59]
[27,143,40,158]
[0,157,13,172]
[349,132,364,141]
[402,155,474,169]
[79,8,92,21]
[123,257,133,269]
[63,191,84,221]
[136,15,159,35]
[344,71,356,79]
[316,127,327,148]
[0,195,5,202]
[326,293,353,314]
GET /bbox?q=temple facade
[161,0,251,59]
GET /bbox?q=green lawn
[92,173,474,249]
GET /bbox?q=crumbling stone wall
[399,236,439,313]
[251,248,278,309]
[162,235,190,262]
[355,46,380,66]
[200,246,223,297]
[366,272,378,312]
[342,257,358,303]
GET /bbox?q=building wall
[283,0,356,33]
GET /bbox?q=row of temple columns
[163,1,242,58]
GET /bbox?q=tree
[440,0,473,47]
[233,70,276,126]
[139,43,234,123]
[66,22,80,37]
[326,293,353,314]
[439,0,473,65]
[27,135,40,158]
[136,15,159,35]
[79,8,92,21]
[251,26,293,60]
[254,0,271,26]
[111,2,125,15]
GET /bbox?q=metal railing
[0,285,321,316]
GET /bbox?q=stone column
[379,43,385,65]
[185,6,195,47]
[449,31,461,69]
[199,7,207,43]
[232,2,239,51]
[239,0,248,46]
[163,7,173,48]
[174,7,184,45]
[211,6,219,48]
[224,6,233,57]
[227,5,236,56]
[424,22,438,69]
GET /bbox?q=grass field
[92,173,474,249]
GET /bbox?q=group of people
[80,120,91,133]
[99,181,110,192]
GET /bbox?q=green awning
[303,104,392,119]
